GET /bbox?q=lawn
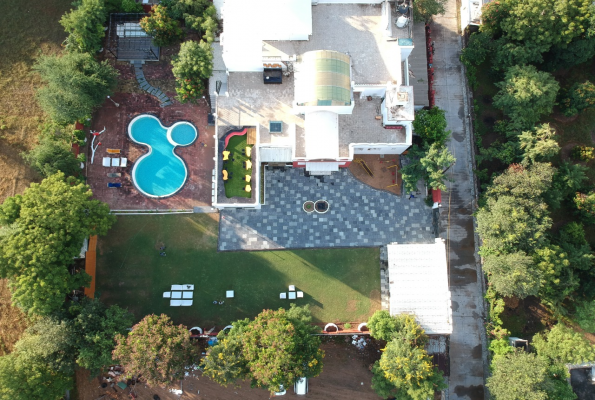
[95,214,381,327]
[223,135,252,198]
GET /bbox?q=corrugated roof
[259,147,292,162]
[387,239,453,335]
[296,50,352,106]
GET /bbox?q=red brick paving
[86,93,214,210]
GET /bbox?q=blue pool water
[128,115,197,198]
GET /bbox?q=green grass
[95,214,381,327]
[223,135,252,198]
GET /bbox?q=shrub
[571,145,595,162]
[140,5,183,47]
[171,40,213,103]
[412,107,450,146]
[343,323,352,329]
[574,191,595,224]
[22,138,81,179]
[560,81,595,117]
[574,300,595,333]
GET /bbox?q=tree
[60,0,107,54]
[573,299,595,332]
[140,5,183,47]
[113,314,198,386]
[543,38,595,71]
[494,0,591,54]
[68,298,134,375]
[0,353,72,400]
[493,65,559,128]
[574,191,595,224]
[547,162,589,209]
[412,0,448,22]
[555,222,594,273]
[518,124,560,165]
[486,163,555,202]
[14,318,76,376]
[483,252,539,298]
[476,195,551,254]
[401,145,427,194]
[203,305,323,393]
[402,144,455,193]
[171,40,213,103]
[533,324,595,365]
[22,138,81,179]
[560,80,595,117]
[534,245,578,308]
[368,311,427,345]
[34,52,118,125]
[369,314,445,400]
[487,351,576,400]
[0,173,115,315]
[412,107,450,146]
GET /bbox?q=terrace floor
[218,167,434,251]
[87,92,213,210]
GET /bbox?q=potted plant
[303,200,315,213]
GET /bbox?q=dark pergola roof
[106,13,159,61]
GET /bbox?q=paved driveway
[219,167,434,251]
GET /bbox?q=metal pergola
[106,13,160,61]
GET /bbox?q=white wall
[355,85,386,98]
[351,143,411,155]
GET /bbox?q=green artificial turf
[223,135,253,198]
[95,214,381,327]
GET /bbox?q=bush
[22,138,81,179]
[140,5,183,47]
[574,191,595,224]
[343,323,352,329]
[533,323,595,365]
[121,0,144,12]
[571,145,595,162]
[574,300,595,333]
[560,81,595,117]
[171,40,213,103]
[60,0,107,54]
[412,107,450,146]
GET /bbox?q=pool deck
[87,93,213,210]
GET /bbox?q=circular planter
[189,326,203,335]
[324,323,339,333]
[314,200,330,214]
[358,322,369,332]
[303,201,315,213]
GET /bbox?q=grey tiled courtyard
[218,167,435,251]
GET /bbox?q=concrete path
[431,1,488,399]
[132,61,173,107]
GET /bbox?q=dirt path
[75,340,381,400]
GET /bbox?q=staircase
[132,61,172,107]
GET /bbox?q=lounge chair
[107,149,121,154]
[102,157,111,167]
[107,173,121,178]
[245,175,251,182]
[280,292,287,299]
[111,158,120,167]
[170,300,183,306]
[222,151,230,161]
[297,291,304,298]
[107,182,122,188]
[222,170,228,180]
[181,300,193,306]
[244,160,252,170]
[245,185,252,193]
[120,158,128,167]
[246,147,252,157]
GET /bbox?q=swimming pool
[128,115,197,198]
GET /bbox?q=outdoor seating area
[222,129,254,198]
[280,284,304,300]
[164,284,194,306]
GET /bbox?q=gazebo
[106,13,159,61]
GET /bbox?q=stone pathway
[132,61,172,107]
[218,167,435,251]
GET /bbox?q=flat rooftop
[262,3,412,85]
[216,72,304,146]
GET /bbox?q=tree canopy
[203,305,323,393]
[34,52,118,125]
[401,144,456,193]
[412,0,448,22]
[171,40,213,103]
[0,173,115,315]
[483,252,539,298]
[533,324,595,365]
[412,107,450,146]
[140,5,183,47]
[60,0,107,54]
[493,65,559,128]
[113,314,198,386]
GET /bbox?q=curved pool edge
[167,121,198,147]
[127,114,197,199]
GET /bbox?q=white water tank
[396,15,409,28]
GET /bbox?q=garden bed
[223,135,252,199]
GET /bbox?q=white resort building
[210,0,424,208]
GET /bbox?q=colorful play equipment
[223,128,247,149]
[354,158,373,177]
